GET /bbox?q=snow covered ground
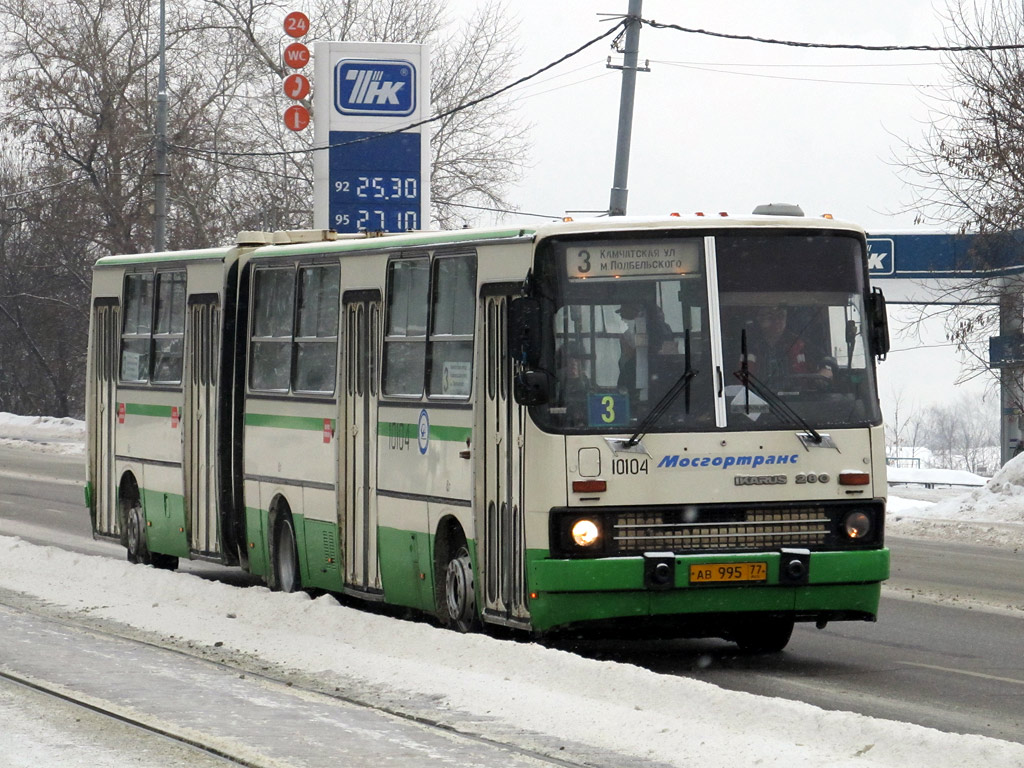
[3,412,1024,766]
[0,412,86,455]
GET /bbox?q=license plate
[689,562,768,584]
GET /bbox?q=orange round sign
[284,104,310,132]
[283,73,310,100]
[283,42,310,69]
[283,11,310,39]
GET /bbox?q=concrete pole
[608,0,642,217]
[153,0,168,252]
[999,279,1023,465]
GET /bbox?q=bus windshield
[533,230,882,434]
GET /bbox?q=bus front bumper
[526,548,889,633]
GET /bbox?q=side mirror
[508,297,543,367]
[513,369,553,406]
[868,287,890,359]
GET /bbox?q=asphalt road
[2,446,1023,743]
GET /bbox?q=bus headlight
[571,518,601,547]
[843,511,872,540]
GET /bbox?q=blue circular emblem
[418,409,430,455]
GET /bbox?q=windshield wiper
[736,328,822,444]
[626,330,698,448]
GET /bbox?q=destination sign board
[564,240,701,280]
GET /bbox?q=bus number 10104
[611,457,648,475]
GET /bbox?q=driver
[743,305,833,387]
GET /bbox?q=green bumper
[526,548,889,632]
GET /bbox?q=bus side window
[383,257,429,396]
[428,254,476,398]
[293,265,340,394]
[151,272,186,384]
[249,268,295,391]
[120,272,155,383]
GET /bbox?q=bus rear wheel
[441,545,479,633]
[273,515,301,593]
[125,503,178,570]
[125,504,148,565]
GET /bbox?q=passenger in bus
[557,341,592,426]
[616,303,675,399]
[741,304,833,387]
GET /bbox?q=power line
[655,60,932,88]
[659,60,942,69]
[445,202,562,219]
[643,17,1024,52]
[171,18,629,161]
[0,174,90,201]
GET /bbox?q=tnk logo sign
[865,238,894,276]
[335,59,416,116]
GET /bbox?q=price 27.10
[334,176,418,201]
[334,209,419,232]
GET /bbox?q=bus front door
[478,295,529,626]
[89,299,120,537]
[342,296,382,595]
[184,295,220,556]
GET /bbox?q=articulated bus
[86,209,891,652]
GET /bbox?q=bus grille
[613,507,829,553]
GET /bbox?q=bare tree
[0,0,526,415]
[883,384,924,464]
[919,392,999,473]
[900,0,1024,393]
[0,133,92,415]
[193,0,527,228]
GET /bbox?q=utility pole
[153,0,168,251]
[607,0,645,217]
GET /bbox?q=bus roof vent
[271,229,340,245]
[236,230,274,246]
[752,203,804,217]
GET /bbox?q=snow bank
[0,412,85,455]
[887,453,1024,549]
[0,536,1022,768]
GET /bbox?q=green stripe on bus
[377,421,472,442]
[431,425,472,442]
[124,403,175,417]
[245,413,333,431]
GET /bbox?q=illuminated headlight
[843,511,872,540]
[571,519,601,547]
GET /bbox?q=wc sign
[335,59,416,116]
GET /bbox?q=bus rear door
[184,294,221,556]
[89,298,120,537]
[478,294,529,626]
[342,293,382,595]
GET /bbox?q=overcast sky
[447,0,995,413]
[469,0,947,228]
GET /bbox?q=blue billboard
[867,232,1024,279]
[314,43,430,233]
